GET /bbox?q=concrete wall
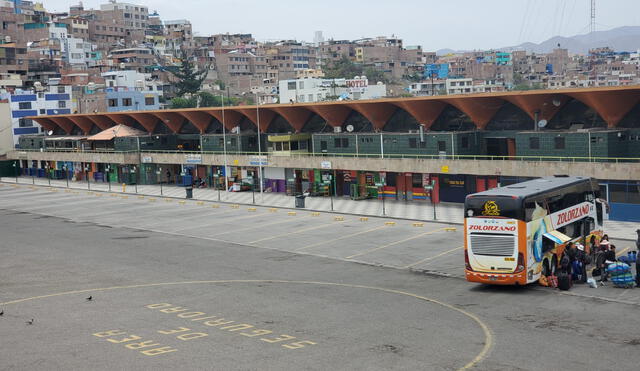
[8,150,639,181]
[0,102,13,155]
[9,150,139,164]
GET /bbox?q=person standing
[166,169,171,184]
[575,243,588,283]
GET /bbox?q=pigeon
[86,296,92,301]
[26,319,34,325]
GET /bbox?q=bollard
[122,183,126,193]
[360,217,369,222]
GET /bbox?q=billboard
[424,64,449,79]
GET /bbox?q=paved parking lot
[2,181,640,370]
[0,182,464,274]
[1,181,637,304]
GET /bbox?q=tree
[170,97,197,109]
[363,67,388,84]
[322,56,362,79]
[169,51,209,97]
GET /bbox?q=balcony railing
[13,148,640,163]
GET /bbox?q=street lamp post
[131,166,137,193]
[255,92,264,204]
[214,173,221,201]
[378,176,386,216]
[325,178,334,212]
[220,93,229,198]
[426,180,437,220]
[84,165,90,190]
[63,165,69,188]
[251,176,256,204]
[45,163,50,186]
[106,165,112,192]
[156,167,163,196]
[13,161,18,183]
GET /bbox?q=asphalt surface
[1,183,640,370]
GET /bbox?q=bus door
[598,183,610,220]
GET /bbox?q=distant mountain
[504,26,640,54]
[435,26,640,55]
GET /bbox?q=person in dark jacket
[575,243,588,283]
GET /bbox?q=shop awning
[543,230,572,244]
[87,124,146,141]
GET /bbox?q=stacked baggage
[607,262,634,288]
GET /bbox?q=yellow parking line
[214,215,311,237]
[296,225,388,252]
[346,227,447,259]
[403,246,463,269]
[249,223,334,244]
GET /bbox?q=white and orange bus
[464,176,607,285]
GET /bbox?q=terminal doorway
[485,137,515,158]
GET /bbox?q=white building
[0,85,73,147]
[101,70,163,96]
[446,78,473,95]
[278,77,386,104]
[100,1,149,30]
[65,37,95,67]
[408,80,446,96]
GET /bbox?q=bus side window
[525,202,536,221]
[542,235,554,253]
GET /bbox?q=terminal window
[529,137,540,149]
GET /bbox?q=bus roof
[466,176,594,200]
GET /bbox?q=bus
[464,176,607,285]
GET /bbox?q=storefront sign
[441,165,449,173]
[320,161,332,169]
[343,172,352,182]
[185,154,202,164]
[249,156,268,166]
[141,156,153,163]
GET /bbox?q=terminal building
[6,86,640,222]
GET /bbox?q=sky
[42,0,640,51]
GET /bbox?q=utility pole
[590,0,596,35]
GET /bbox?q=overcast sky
[43,0,640,50]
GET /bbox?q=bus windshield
[464,196,524,220]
